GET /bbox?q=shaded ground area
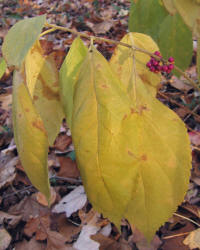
[0,0,200,249]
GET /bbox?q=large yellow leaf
[110,32,161,97]
[12,70,50,200]
[173,0,200,37]
[59,37,88,129]
[25,42,64,145]
[71,47,191,241]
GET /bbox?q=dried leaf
[57,156,80,179]
[0,211,21,228]
[0,228,11,250]
[52,186,87,217]
[183,228,200,249]
[0,155,17,188]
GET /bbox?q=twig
[173,212,200,227]
[163,231,190,240]
[43,23,200,91]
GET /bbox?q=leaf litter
[0,0,200,249]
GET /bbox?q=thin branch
[163,232,190,240]
[173,212,200,227]
[44,22,199,91]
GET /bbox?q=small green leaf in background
[162,0,177,15]
[128,0,168,42]
[0,57,6,80]
[173,0,200,37]
[158,13,193,74]
[59,37,88,129]
[2,15,46,67]
[12,70,50,200]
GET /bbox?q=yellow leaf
[59,37,88,129]
[173,0,200,37]
[110,32,161,97]
[71,47,191,241]
[12,70,50,200]
[25,42,64,145]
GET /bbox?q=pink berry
[166,69,171,74]
[146,62,152,68]
[168,57,174,63]
[168,64,174,70]
[162,65,168,72]
[154,51,161,57]
[150,66,155,72]
[156,65,162,71]
[153,60,159,66]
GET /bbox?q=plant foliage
[2,12,192,241]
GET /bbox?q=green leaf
[158,13,193,72]
[110,32,161,97]
[2,15,46,67]
[162,0,177,15]
[25,41,64,146]
[0,58,6,80]
[128,0,168,42]
[59,37,88,129]
[12,70,50,200]
[70,45,191,241]
[173,0,200,37]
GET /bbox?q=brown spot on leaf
[123,114,128,120]
[127,150,135,158]
[139,74,151,85]
[38,75,59,101]
[18,113,22,118]
[101,84,109,89]
[33,95,39,101]
[130,108,136,114]
[32,119,47,135]
[139,105,149,114]
[141,154,147,161]
[25,108,30,113]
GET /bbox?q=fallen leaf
[52,186,87,217]
[9,195,49,221]
[46,230,74,250]
[53,134,72,152]
[0,211,22,228]
[57,157,80,179]
[15,237,46,250]
[52,214,81,243]
[183,228,200,249]
[0,228,11,250]
[131,226,162,250]
[36,187,57,206]
[24,215,50,240]
[0,154,17,189]
[73,225,100,250]
[92,234,132,250]
[189,131,200,146]
[73,210,101,250]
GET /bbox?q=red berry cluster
[146,51,174,74]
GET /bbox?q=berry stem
[44,22,200,92]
